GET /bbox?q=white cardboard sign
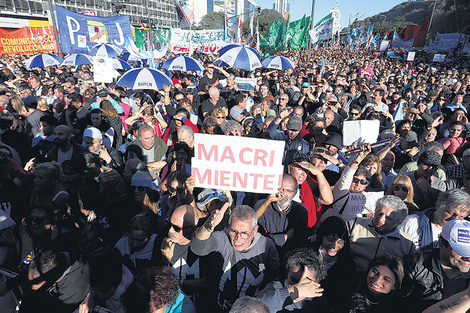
[342,120,380,146]
[348,191,384,216]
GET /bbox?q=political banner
[235,78,257,92]
[342,120,380,146]
[348,192,384,216]
[391,31,415,50]
[170,28,227,54]
[379,40,389,52]
[433,54,446,62]
[399,21,429,47]
[432,33,461,51]
[0,26,57,55]
[55,5,133,54]
[309,13,333,43]
[192,134,285,193]
[407,51,416,61]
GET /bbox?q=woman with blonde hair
[210,108,227,127]
[386,175,418,213]
[10,95,27,115]
[36,97,49,112]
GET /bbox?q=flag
[392,31,415,50]
[140,23,146,32]
[290,17,311,49]
[393,101,404,122]
[321,56,325,76]
[247,14,255,46]
[384,24,390,40]
[255,20,260,51]
[174,0,193,29]
[309,13,334,43]
[399,21,429,47]
[231,14,242,42]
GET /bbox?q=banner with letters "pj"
[55,5,133,54]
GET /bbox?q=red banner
[0,26,58,55]
[399,21,429,47]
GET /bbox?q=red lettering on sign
[220,146,235,163]
[239,148,252,164]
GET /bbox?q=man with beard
[254,174,308,255]
[400,219,470,313]
[45,125,86,165]
[403,150,447,209]
[161,205,211,311]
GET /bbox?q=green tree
[199,11,224,29]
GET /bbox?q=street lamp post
[306,0,315,64]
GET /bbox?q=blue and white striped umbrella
[25,54,62,68]
[161,56,204,72]
[89,43,122,58]
[116,68,172,90]
[262,56,296,70]
[216,44,262,71]
[61,54,93,66]
[112,59,132,70]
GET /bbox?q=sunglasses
[25,216,47,225]
[350,112,360,116]
[135,186,146,192]
[352,177,368,185]
[393,185,409,193]
[169,186,177,193]
[216,116,225,120]
[166,218,191,233]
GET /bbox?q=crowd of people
[0,45,470,313]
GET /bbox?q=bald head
[55,125,71,136]
[168,205,199,244]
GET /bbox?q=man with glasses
[161,204,210,311]
[254,174,308,254]
[191,205,280,311]
[403,150,447,209]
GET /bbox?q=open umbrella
[61,54,93,66]
[25,54,62,68]
[216,44,262,71]
[89,43,122,58]
[161,56,204,72]
[262,56,296,70]
[116,68,172,90]
[112,59,132,70]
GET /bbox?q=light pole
[306,0,315,64]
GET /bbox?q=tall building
[273,0,288,15]
[330,4,341,38]
[0,0,177,28]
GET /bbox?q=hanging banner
[192,134,285,193]
[392,31,415,50]
[170,28,227,54]
[55,5,133,54]
[0,26,57,55]
[433,33,461,52]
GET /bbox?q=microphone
[346,139,391,155]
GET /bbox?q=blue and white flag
[55,5,133,54]
[392,31,415,50]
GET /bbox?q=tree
[199,11,224,30]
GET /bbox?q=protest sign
[0,26,57,55]
[379,40,389,52]
[192,134,285,193]
[55,5,133,54]
[170,29,227,54]
[433,54,446,62]
[93,56,113,83]
[348,192,384,216]
[342,120,380,146]
[407,51,416,61]
[235,78,257,92]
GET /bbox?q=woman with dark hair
[312,216,356,312]
[89,108,115,148]
[159,170,195,220]
[100,100,123,147]
[1,114,29,163]
[162,108,198,146]
[348,255,404,313]
[201,116,218,134]
[121,266,196,313]
[125,105,168,138]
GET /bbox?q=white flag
[309,13,334,43]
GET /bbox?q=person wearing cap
[400,219,470,313]
[401,189,470,251]
[191,205,280,311]
[266,109,309,162]
[323,132,347,173]
[298,82,317,109]
[399,141,446,182]
[403,150,447,209]
[391,130,421,171]
[90,88,124,115]
[82,126,124,172]
[160,204,211,311]
[253,174,308,254]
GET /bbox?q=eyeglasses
[392,185,409,193]
[279,187,295,194]
[25,216,47,225]
[350,112,360,116]
[228,228,253,240]
[352,177,368,185]
[166,218,191,233]
[280,98,288,101]
[216,116,226,120]
[168,186,177,194]
[328,101,337,106]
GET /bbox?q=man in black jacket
[401,219,470,313]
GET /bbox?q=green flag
[274,19,286,52]
[290,16,311,49]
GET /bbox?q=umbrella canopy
[161,56,204,72]
[61,54,93,66]
[112,59,132,70]
[262,56,296,70]
[89,43,122,58]
[25,54,62,68]
[116,68,172,90]
[216,44,262,71]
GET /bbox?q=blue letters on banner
[55,5,133,54]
